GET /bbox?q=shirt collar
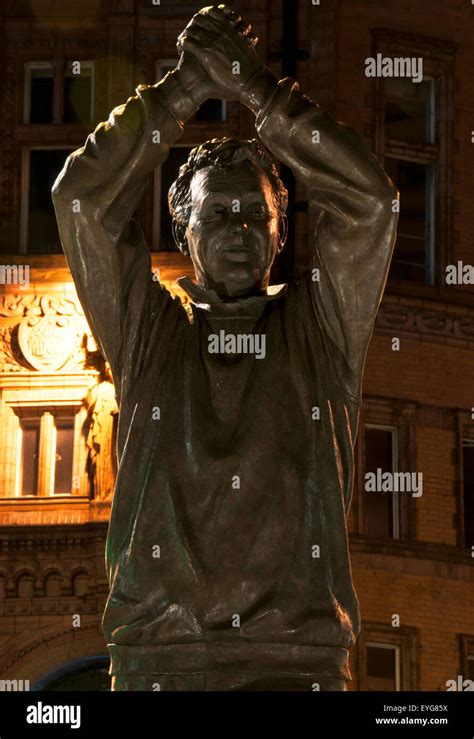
[176,276,288,315]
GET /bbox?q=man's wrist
[240,66,279,115]
[159,67,204,124]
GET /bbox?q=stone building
[0,0,472,691]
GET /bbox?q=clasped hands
[173,4,276,112]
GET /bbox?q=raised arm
[250,72,398,387]
[52,55,213,399]
[179,5,398,395]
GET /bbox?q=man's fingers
[179,28,215,48]
[177,36,205,56]
[234,20,251,35]
[190,11,256,46]
[182,11,256,50]
[186,13,226,34]
[203,5,242,27]
[194,8,244,36]
[217,3,234,15]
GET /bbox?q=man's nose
[229,214,249,235]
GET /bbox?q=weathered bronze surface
[52,5,398,691]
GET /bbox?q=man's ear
[277,214,288,254]
[172,220,190,256]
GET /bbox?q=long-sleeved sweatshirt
[52,67,398,689]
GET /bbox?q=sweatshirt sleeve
[255,77,399,398]
[52,71,196,404]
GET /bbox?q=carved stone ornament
[0,294,93,372]
[17,295,77,370]
[376,300,474,345]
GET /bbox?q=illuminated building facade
[0,0,473,691]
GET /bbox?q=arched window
[17,572,34,598]
[72,571,89,597]
[44,571,62,597]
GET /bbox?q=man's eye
[207,205,226,218]
[247,204,268,218]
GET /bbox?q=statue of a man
[53,5,398,691]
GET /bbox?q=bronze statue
[52,4,398,691]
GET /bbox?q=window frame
[366,640,401,691]
[459,635,474,685]
[52,415,76,495]
[23,59,95,125]
[364,422,400,540]
[13,405,81,498]
[356,399,418,541]
[17,416,41,497]
[456,412,474,549]
[357,623,419,691]
[20,144,76,254]
[372,29,456,287]
[461,438,474,549]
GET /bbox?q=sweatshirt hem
[108,641,351,680]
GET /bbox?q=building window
[384,77,435,144]
[153,145,194,251]
[16,411,78,497]
[26,63,54,124]
[53,417,75,494]
[468,656,474,683]
[72,571,89,597]
[24,61,94,125]
[44,572,62,598]
[366,642,401,691]
[373,30,456,286]
[16,573,35,598]
[385,156,435,284]
[20,418,41,495]
[21,60,94,254]
[22,147,75,254]
[359,625,419,690]
[459,635,474,685]
[364,425,399,539]
[462,439,474,549]
[383,75,437,285]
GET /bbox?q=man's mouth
[222,242,253,253]
[222,248,253,261]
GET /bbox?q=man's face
[184,162,282,298]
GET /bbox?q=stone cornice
[376,293,474,348]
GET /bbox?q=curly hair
[168,137,288,229]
